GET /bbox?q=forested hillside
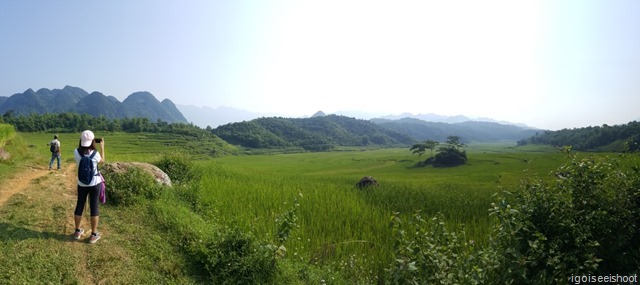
[518,121,640,152]
[373,117,539,142]
[212,115,415,151]
[0,86,187,123]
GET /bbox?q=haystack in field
[355,176,379,189]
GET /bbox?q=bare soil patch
[0,165,49,206]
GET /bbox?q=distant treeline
[0,112,206,137]
[518,121,640,152]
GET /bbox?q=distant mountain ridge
[0,86,187,123]
[381,113,472,124]
[378,112,534,129]
[179,106,535,130]
[372,117,540,142]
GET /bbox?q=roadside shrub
[198,227,276,285]
[490,154,640,283]
[154,152,199,185]
[102,164,163,206]
[387,212,498,284]
[388,154,640,284]
[151,200,276,284]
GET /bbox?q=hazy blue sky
[1,1,638,130]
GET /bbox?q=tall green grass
[0,123,15,147]
[0,125,36,181]
[7,130,628,282]
[195,147,566,278]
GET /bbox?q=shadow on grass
[0,222,72,242]
[408,157,468,169]
[408,157,435,168]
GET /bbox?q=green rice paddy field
[197,143,568,267]
[19,132,596,273]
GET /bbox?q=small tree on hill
[412,137,466,167]
[425,139,439,157]
[443,135,465,150]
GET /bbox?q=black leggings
[74,184,100,217]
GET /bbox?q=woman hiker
[72,130,105,244]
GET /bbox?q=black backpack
[50,142,59,153]
[78,149,98,184]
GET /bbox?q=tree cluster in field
[518,121,640,152]
[212,115,414,151]
[410,135,468,167]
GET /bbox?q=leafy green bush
[154,152,199,185]
[433,148,467,167]
[388,153,640,284]
[198,228,276,285]
[101,164,164,206]
[388,212,497,285]
[490,154,640,283]
[151,200,276,284]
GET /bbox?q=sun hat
[80,130,95,147]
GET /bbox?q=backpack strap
[90,150,99,175]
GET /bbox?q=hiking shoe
[73,229,84,240]
[89,233,101,244]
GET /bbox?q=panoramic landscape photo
[1,1,639,284]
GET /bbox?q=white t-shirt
[50,139,60,153]
[73,148,103,187]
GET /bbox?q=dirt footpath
[0,165,51,207]
[0,163,104,284]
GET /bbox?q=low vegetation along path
[0,164,116,284]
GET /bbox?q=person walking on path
[72,130,105,244]
[48,134,61,170]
